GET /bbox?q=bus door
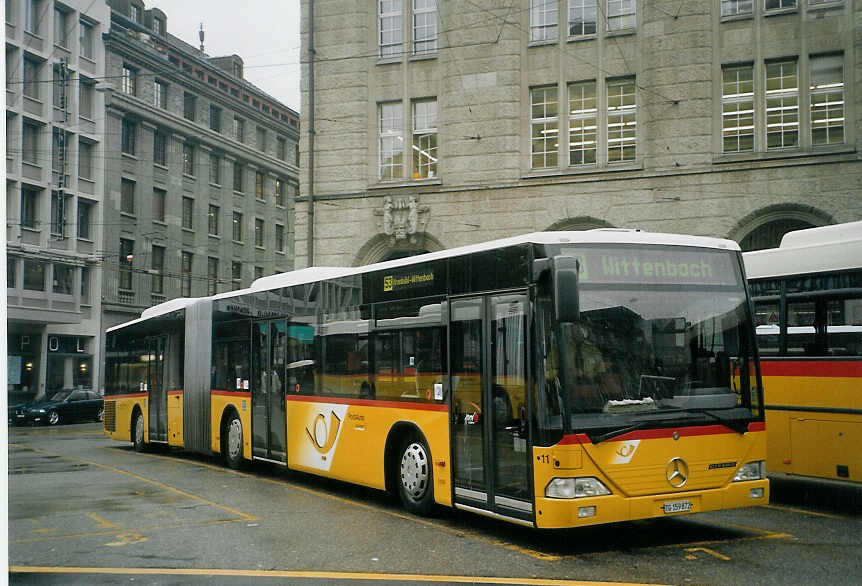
[451,294,532,523]
[251,320,288,463]
[147,336,168,443]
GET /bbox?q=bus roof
[743,221,862,279]
[107,229,739,333]
[249,229,740,292]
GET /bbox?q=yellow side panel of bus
[210,393,252,461]
[286,398,452,507]
[103,397,146,443]
[168,392,183,447]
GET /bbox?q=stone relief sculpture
[375,195,429,245]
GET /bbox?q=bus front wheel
[133,411,146,452]
[397,435,434,516]
[224,413,244,470]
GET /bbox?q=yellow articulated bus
[104,230,768,528]
[744,221,862,483]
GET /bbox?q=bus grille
[104,401,116,432]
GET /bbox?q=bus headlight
[545,477,611,499]
[733,461,765,482]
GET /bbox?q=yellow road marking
[127,448,560,561]
[25,446,257,523]
[10,566,661,585]
[87,514,117,529]
[105,532,147,547]
[12,519,243,544]
[685,547,731,561]
[760,504,845,520]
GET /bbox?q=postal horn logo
[306,411,342,454]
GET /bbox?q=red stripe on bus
[286,394,449,412]
[759,360,862,378]
[168,390,183,396]
[559,423,764,445]
[211,390,251,398]
[104,393,148,400]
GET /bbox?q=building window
[412,98,437,179]
[207,257,219,295]
[208,204,220,235]
[232,261,242,290]
[183,143,195,175]
[254,266,264,280]
[765,0,796,10]
[255,172,265,200]
[51,127,65,172]
[153,188,166,222]
[275,224,284,252]
[79,20,94,59]
[54,8,68,47]
[530,0,557,42]
[232,211,243,242]
[25,0,40,34]
[531,86,558,169]
[210,154,221,185]
[21,187,39,229]
[277,137,286,161]
[151,245,164,293]
[153,130,167,166]
[607,0,635,32]
[765,60,798,150]
[379,0,402,58]
[80,265,89,301]
[810,54,844,146]
[233,162,244,192]
[254,218,264,247]
[79,79,94,118]
[275,178,284,207]
[23,122,40,164]
[122,65,137,96]
[78,140,94,179]
[721,0,752,17]
[181,252,193,297]
[607,78,636,162]
[182,196,194,229]
[53,264,73,294]
[568,0,597,37]
[8,257,16,289]
[23,57,40,99]
[379,101,403,180]
[119,239,134,290]
[130,4,141,22]
[154,80,167,108]
[413,0,437,55]
[121,119,137,155]
[121,178,135,215]
[153,17,164,35]
[722,64,754,153]
[256,126,266,151]
[568,81,597,165]
[50,191,69,235]
[77,199,92,239]
[233,117,244,142]
[210,105,222,132]
[23,259,46,291]
[184,93,196,121]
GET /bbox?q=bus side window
[827,297,862,356]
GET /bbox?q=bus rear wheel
[397,435,434,516]
[133,411,146,452]
[224,413,244,470]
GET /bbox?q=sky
[148,0,302,112]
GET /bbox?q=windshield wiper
[693,409,750,434]
[588,421,648,445]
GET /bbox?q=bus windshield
[542,246,761,441]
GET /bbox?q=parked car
[19,390,104,426]
[8,400,33,425]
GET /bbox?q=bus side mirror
[552,256,580,323]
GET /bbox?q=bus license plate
[663,500,692,514]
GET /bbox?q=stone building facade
[6,0,110,402]
[100,0,301,340]
[298,0,862,268]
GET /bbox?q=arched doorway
[730,205,833,252]
[546,216,614,231]
[353,232,446,266]
[739,219,816,252]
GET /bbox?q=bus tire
[397,434,434,516]
[133,411,146,452]
[224,412,244,470]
